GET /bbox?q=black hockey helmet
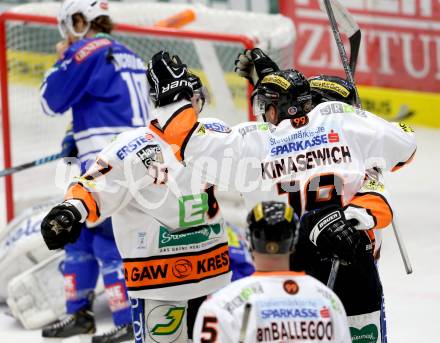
[251,69,312,124]
[247,201,299,254]
[308,75,356,106]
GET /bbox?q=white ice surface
[0,127,439,342]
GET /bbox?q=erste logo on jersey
[116,135,153,160]
[203,121,232,133]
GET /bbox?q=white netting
[1,2,295,224]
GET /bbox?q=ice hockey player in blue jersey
[40,1,149,342]
[226,223,255,281]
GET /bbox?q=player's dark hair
[91,15,114,34]
[72,13,114,34]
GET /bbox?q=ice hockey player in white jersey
[40,74,231,343]
[145,50,416,342]
[193,201,352,343]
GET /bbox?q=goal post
[0,2,295,224]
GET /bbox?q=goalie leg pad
[94,231,131,326]
[7,252,66,329]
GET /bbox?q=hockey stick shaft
[327,258,340,289]
[323,0,413,274]
[239,303,252,343]
[392,219,413,274]
[322,0,361,107]
[0,152,63,177]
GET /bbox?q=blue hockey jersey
[40,33,150,165]
[226,223,255,281]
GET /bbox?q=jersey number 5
[200,316,218,343]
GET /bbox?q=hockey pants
[292,237,387,342]
[63,218,131,326]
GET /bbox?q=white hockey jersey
[64,125,231,301]
[193,271,352,343]
[151,100,416,246]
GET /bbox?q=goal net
[0,2,295,225]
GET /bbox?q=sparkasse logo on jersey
[270,129,340,156]
[260,308,319,319]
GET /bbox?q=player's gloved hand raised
[234,48,280,86]
[60,122,78,158]
[301,205,361,264]
[41,202,83,250]
[147,50,194,107]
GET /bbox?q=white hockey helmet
[58,0,109,39]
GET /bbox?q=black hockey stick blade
[349,30,361,75]
[0,152,63,177]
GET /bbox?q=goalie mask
[251,69,312,124]
[247,201,299,255]
[58,0,109,39]
[309,75,356,106]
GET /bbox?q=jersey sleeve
[64,130,155,223]
[341,106,416,172]
[151,101,247,191]
[193,299,237,343]
[345,169,393,230]
[40,38,111,116]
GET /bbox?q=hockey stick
[0,152,63,177]
[389,104,414,122]
[327,258,340,290]
[320,0,413,274]
[238,303,252,343]
[318,0,361,75]
[320,0,361,107]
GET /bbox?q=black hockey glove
[301,205,361,264]
[147,51,194,107]
[41,202,83,250]
[234,48,280,86]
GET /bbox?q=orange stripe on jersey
[123,243,229,291]
[149,105,198,161]
[348,192,393,229]
[65,183,100,223]
[392,149,416,172]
